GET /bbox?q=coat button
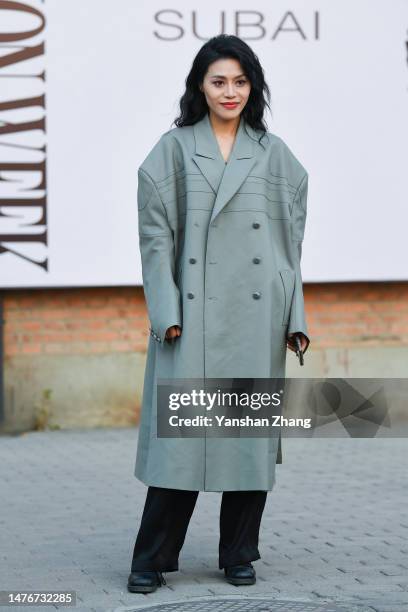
[253,257,261,264]
[252,222,260,229]
[187,292,195,299]
[189,258,197,264]
[252,292,261,299]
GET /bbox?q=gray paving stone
[0,428,406,612]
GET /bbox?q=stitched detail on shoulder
[292,172,308,209]
[157,171,206,190]
[139,167,155,186]
[248,174,297,194]
[159,184,213,198]
[137,168,155,211]
[161,187,213,198]
[234,191,291,205]
[154,168,187,185]
[138,168,171,224]
[268,172,298,190]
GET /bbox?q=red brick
[21,343,42,354]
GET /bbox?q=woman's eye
[211,79,247,87]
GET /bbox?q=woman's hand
[165,325,182,341]
[286,332,309,354]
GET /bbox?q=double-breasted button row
[149,327,162,343]
[183,261,196,300]
[186,291,261,300]
[185,246,261,301]
[252,223,261,298]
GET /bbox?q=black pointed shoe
[127,570,166,593]
[224,561,256,586]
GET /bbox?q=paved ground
[0,427,407,612]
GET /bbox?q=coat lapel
[192,113,226,194]
[191,112,259,225]
[210,116,258,225]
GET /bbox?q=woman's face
[200,58,251,122]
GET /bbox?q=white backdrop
[1,0,407,287]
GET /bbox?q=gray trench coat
[135,111,310,491]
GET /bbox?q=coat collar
[192,112,264,224]
[193,111,256,160]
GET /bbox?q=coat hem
[134,471,275,492]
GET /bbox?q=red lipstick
[221,102,239,109]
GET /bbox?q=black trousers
[130,486,268,572]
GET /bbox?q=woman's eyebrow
[209,73,246,79]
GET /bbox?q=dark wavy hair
[174,34,271,133]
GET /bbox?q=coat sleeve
[137,167,182,345]
[287,172,310,353]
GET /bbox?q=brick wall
[304,282,408,347]
[4,282,408,358]
[1,282,407,432]
[4,287,148,357]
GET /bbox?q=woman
[128,34,310,593]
